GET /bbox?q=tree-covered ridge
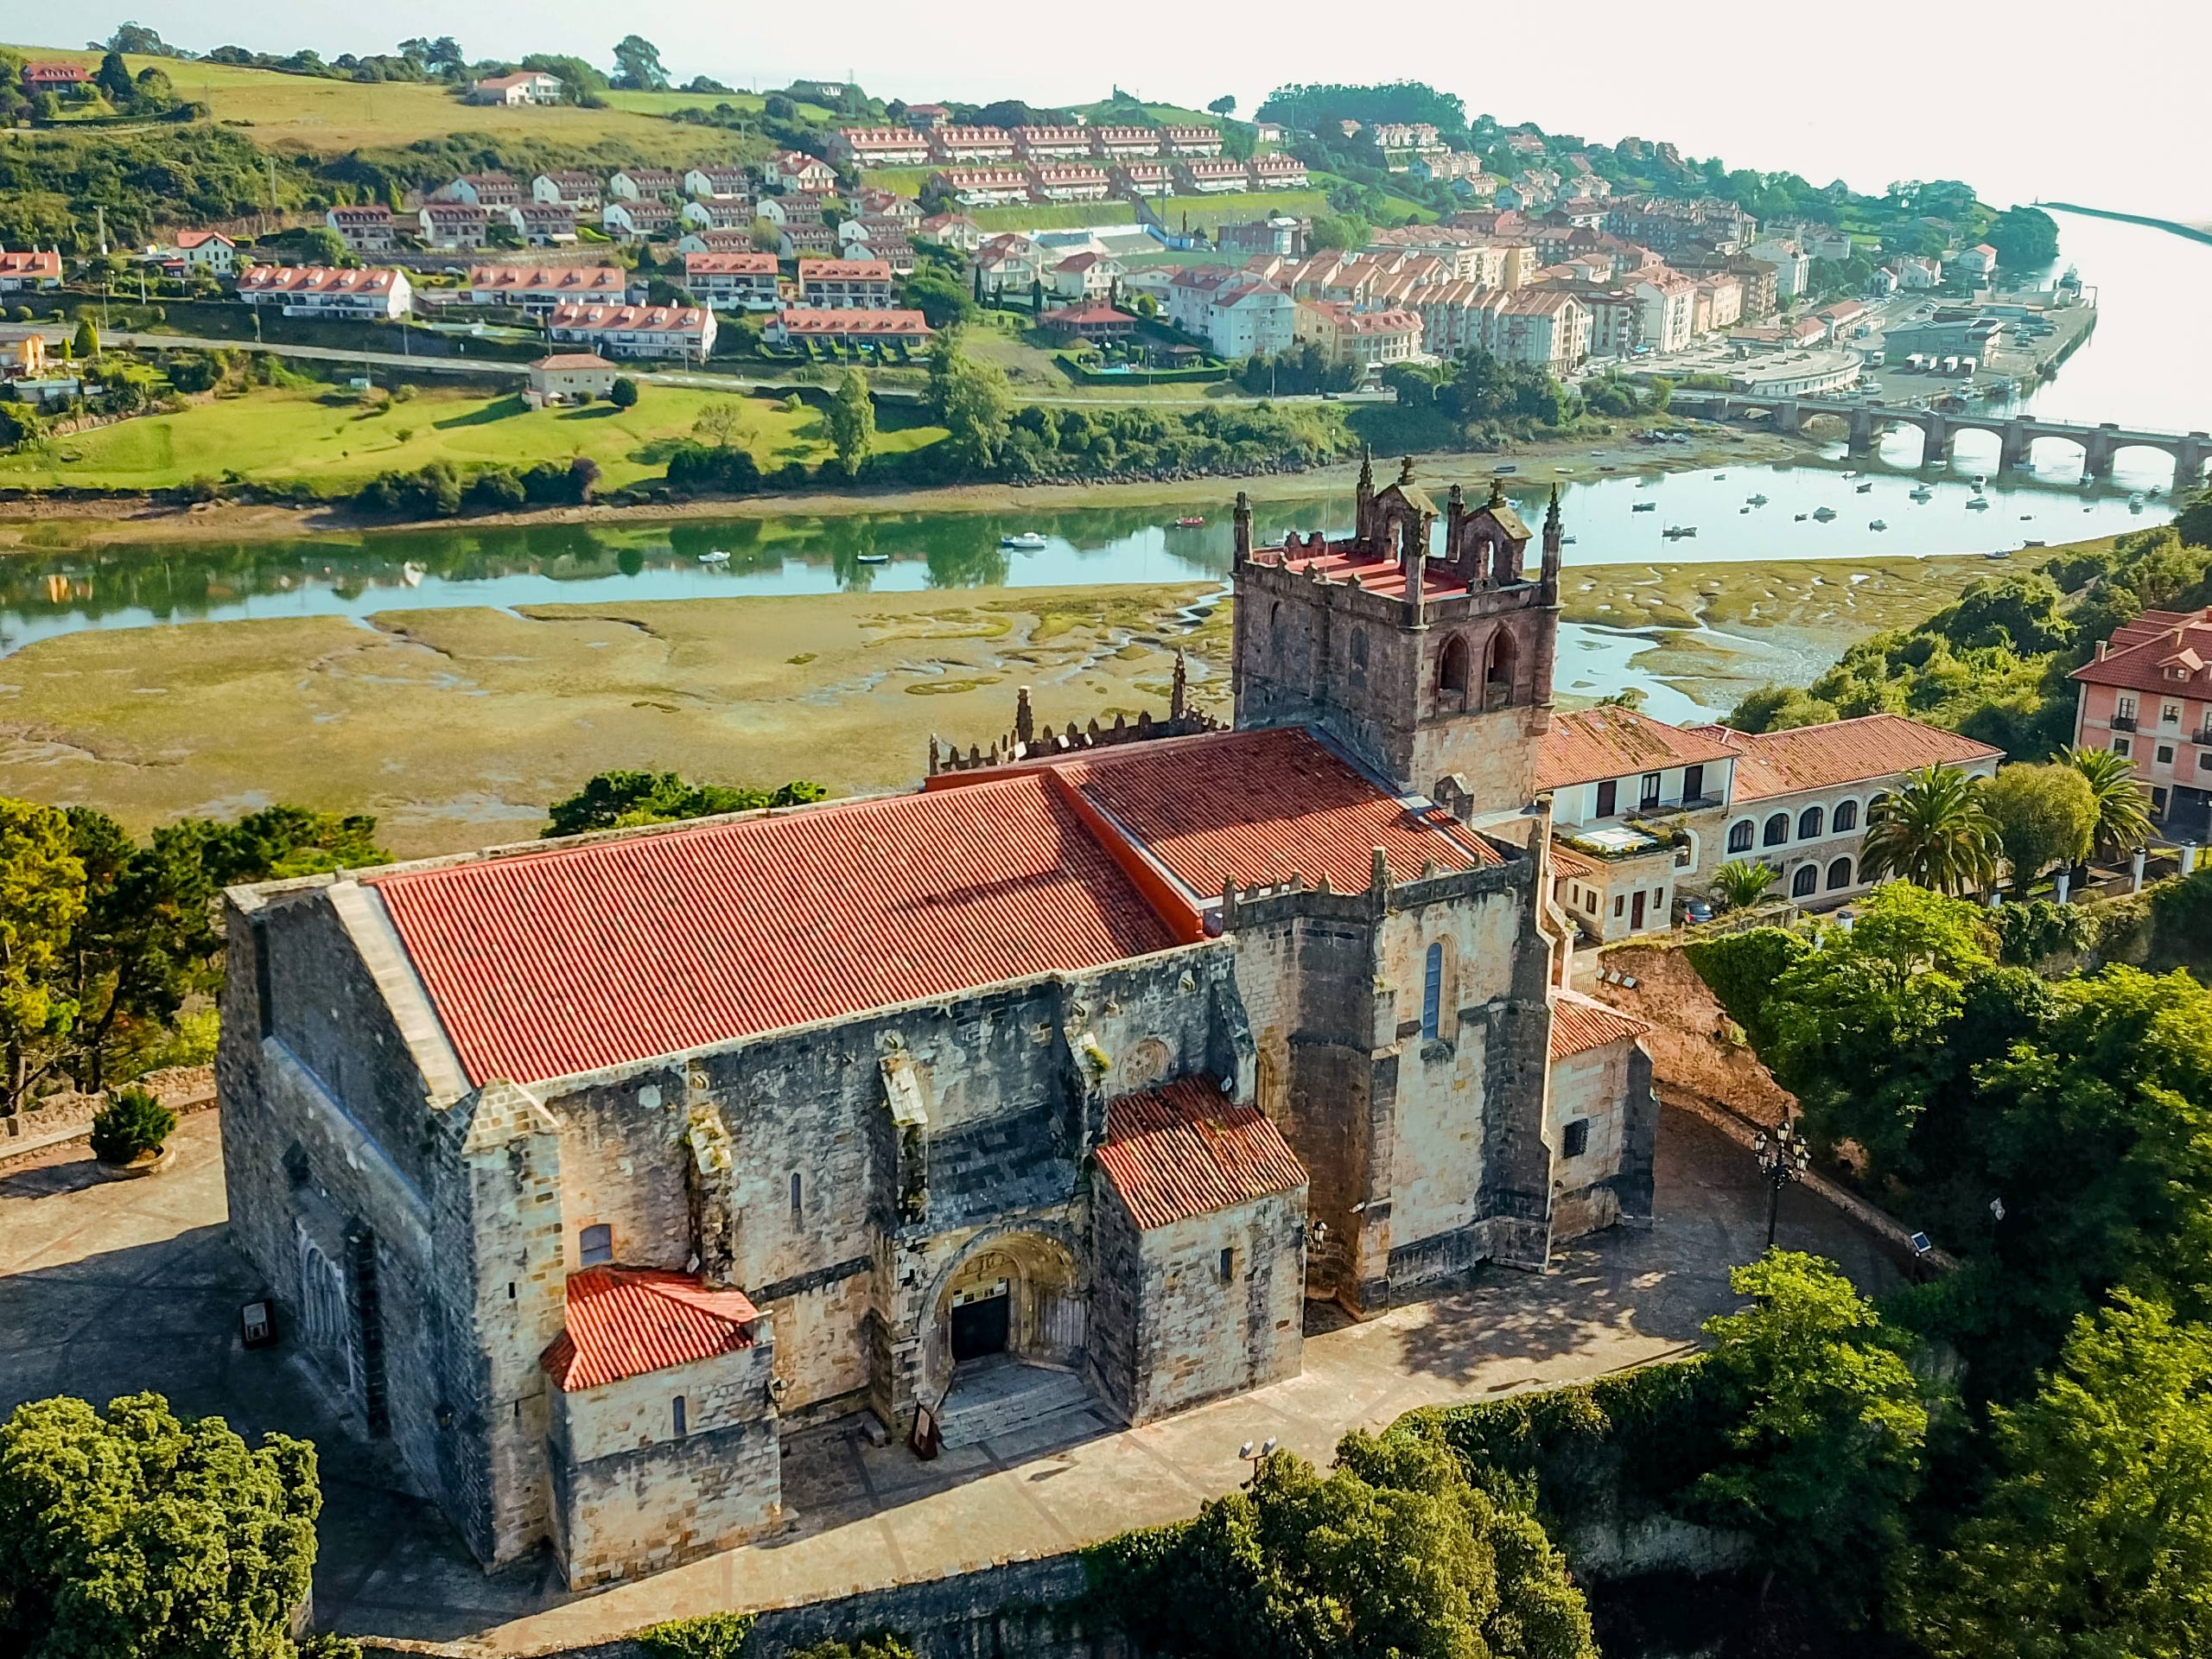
[1726,512,2212,760]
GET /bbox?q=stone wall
[1548,1037,1656,1238]
[551,1338,782,1587]
[1124,1190,1306,1419]
[0,1063,217,1164]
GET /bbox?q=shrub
[1992,897,2093,968]
[609,375,640,408]
[1682,926,1809,1054]
[636,1612,756,1659]
[88,1086,177,1165]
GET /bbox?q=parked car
[1681,896,1715,926]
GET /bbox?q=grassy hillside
[0,384,942,494]
[3,44,717,162]
[969,201,1139,232]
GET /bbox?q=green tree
[609,375,640,408]
[1900,1294,2212,1658]
[94,49,137,105]
[72,319,99,359]
[1765,882,1997,1173]
[827,367,876,475]
[1711,858,1777,912]
[1980,763,2094,893]
[0,799,86,1116]
[1691,1252,1929,1615]
[2059,743,2153,861]
[691,400,746,448]
[1207,95,1236,117]
[609,34,670,91]
[296,226,348,267]
[0,1391,322,1658]
[1859,763,2001,897]
[66,809,217,1093]
[1986,205,2060,269]
[192,805,386,885]
[1091,1433,1596,1659]
[927,329,1011,475]
[1723,683,1840,732]
[544,772,828,836]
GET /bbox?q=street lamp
[1236,1436,1280,1488]
[1752,1119,1811,1250]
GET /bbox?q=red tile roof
[372,772,1181,1085]
[1535,706,1741,791]
[236,265,403,296]
[1096,1076,1306,1229]
[797,257,893,282]
[2070,608,2212,696]
[1548,841,1603,883]
[1693,715,2002,802]
[684,252,779,276]
[1549,989,1650,1059]
[471,264,626,296]
[541,1269,759,1391]
[1057,726,1503,899]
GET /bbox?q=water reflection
[0,455,2171,655]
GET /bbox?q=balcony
[2109,713,2138,732]
[2196,728,2212,748]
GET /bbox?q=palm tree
[2060,744,2154,861]
[1712,859,1777,912]
[1859,764,2002,897]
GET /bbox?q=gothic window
[1764,812,1789,847]
[1728,819,1754,853]
[1483,629,1517,702]
[1269,601,1284,652]
[1798,804,1825,840]
[1827,857,1854,890]
[1439,633,1471,696]
[1834,799,1859,834]
[1792,864,1818,898]
[672,1395,688,1438]
[790,1172,804,1219]
[579,1223,613,1267]
[1421,943,1443,1039]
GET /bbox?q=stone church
[217,462,1656,1588]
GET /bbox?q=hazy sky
[37,1,2210,219]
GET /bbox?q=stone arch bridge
[1678,393,2210,485]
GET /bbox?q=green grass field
[5,44,724,161]
[968,201,1140,232]
[0,384,944,494]
[858,166,937,199]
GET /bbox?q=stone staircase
[934,1358,1093,1449]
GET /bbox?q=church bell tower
[1229,456,1560,820]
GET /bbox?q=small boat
[1869,519,1888,531]
[2020,514,2033,521]
[1812,506,1837,522]
[855,552,889,565]
[1663,525,1699,539]
[1856,482,1874,493]
[698,550,731,565]
[1747,493,1769,505]
[1001,531,1048,550]
[1966,496,1990,510]
[1842,469,1859,478]
[1910,486,1933,501]
[1986,548,2014,560]
[1971,474,1986,488]
[2128,493,2146,512]
[1795,513,1808,521]
[2024,539,2046,548]
[1631,500,1657,512]
[1739,506,1751,514]
[1173,515,1206,529]
[1496,463,1518,474]
[400,562,426,588]
[1713,473,1726,480]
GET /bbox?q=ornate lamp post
[1753,1119,1812,1251]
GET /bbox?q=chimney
[2094,640,2107,660]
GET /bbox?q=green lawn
[1152,189,1334,235]
[0,384,895,494]
[1070,99,1224,127]
[3,42,735,162]
[969,201,1139,232]
[858,166,938,199]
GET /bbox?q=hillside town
[1,24,2210,1659]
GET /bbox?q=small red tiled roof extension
[541,1269,760,1391]
[1096,1076,1306,1229]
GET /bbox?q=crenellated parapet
[927,651,1221,776]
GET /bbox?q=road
[91,329,1394,410]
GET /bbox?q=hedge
[1680,927,1809,1056]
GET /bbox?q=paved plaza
[0,1108,1897,1652]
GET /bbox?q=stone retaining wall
[0,1065,217,1165]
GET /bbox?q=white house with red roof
[216,466,1656,1592]
[167,230,237,276]
[468,264,630,314]
[795,257,896,308]
[2071,606,2212,836]
[236,265,411,320]
[546,302,715,360]
[830,127,932,168]
[683,251,780,309]
[468,70,562,105]
[0,245,63,292]
[1696,715,2003,906]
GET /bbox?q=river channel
[4,206,2203,721]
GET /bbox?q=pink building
[2071,607,2212,836]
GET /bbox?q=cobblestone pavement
[0,1107,1898,1651]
